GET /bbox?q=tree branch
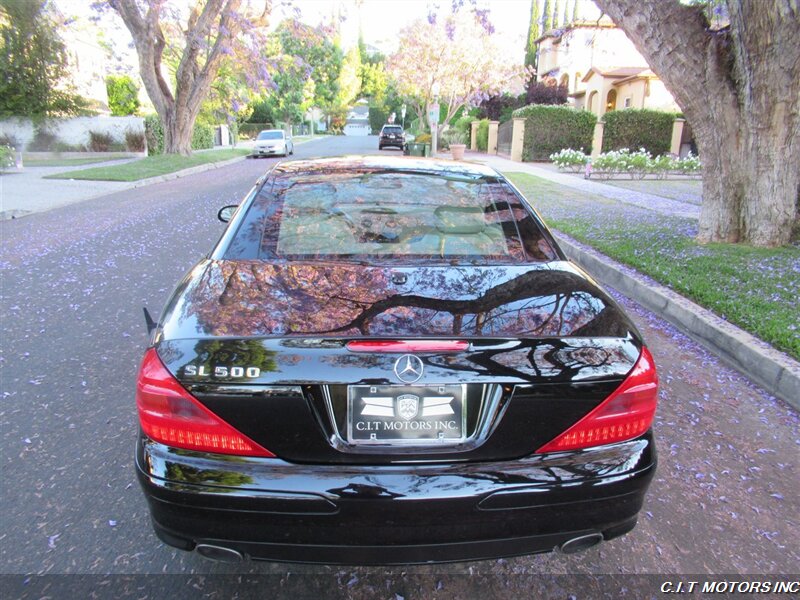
[593,0,738,130]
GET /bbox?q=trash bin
[405,142,431,157]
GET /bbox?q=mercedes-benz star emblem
[394,354,424,384]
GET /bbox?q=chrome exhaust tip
[195,543,244,563]
[559,533,604,554]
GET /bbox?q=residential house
[535,18,681,118]
[343,100,371,136]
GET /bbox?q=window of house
[605,89,617,112]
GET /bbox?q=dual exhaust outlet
[193,533,604,563]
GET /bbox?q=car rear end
[379,125,405,149]
[135,157,657,564]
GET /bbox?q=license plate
[347,384,466,445]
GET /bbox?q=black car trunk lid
[153,260,641,464]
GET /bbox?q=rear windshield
[257,131,284,140]
[382,126,403,134]
[225,170,558,264]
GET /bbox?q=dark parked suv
[378,124,405,150]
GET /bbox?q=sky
[283,0,535,61]
[53,0,603,92]
[55,0,574,69]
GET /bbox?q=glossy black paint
[156,261,639,340]
[155,336,639,464]
[136,433,655,564]
[138,157,656,563]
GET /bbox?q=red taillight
[535,347,659,453]
[346,340,469,353]
[135,348,274,457]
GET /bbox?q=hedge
[513,104,596,161]
[191,123,214,150]
[145,115,217,153]
[476,119,489,152]
[239,122,275,138]
[228,121,238,145]
[368,107,388,133]
[602,109,678,156]
[144,114,163,155]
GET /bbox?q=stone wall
[0,116,144,150]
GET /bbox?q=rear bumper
[136,433,656,564]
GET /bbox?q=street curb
[124,136,325,188]
[554,232,800,411]
[126,154,248,189]
[95,136,328,189]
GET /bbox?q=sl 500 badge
[183,365,261,378]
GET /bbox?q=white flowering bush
[0,145,15,172]
[550,148,590,172]
[587,148,701,179]
[590,148,641,179]
[625,148,652,179]
[649,154,678,179]
[677,152,701,174]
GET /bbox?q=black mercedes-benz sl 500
[135,155,658,564]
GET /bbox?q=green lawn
[505,171,800,360]
[44,148,250,181]
[23,154,130,167]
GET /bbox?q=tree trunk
[594,0,800,247]
[111,0,260,157]
[162,99,204,155]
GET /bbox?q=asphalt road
[1,136,798,597]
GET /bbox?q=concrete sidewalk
[0,158,141,219]
[0,137,325,220]
[465,152,702,219]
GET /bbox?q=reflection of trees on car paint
[190,339,278,374]
[164,462,254,489]
[182,261,629,340]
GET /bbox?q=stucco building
[535,18,680,118]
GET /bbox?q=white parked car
[252,129,294,158]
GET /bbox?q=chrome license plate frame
[347,384,466,446]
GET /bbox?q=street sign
[428,103,440,126]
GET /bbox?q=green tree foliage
[336,46,362,109]
[368,106,387,132]
[259,34,312,126]
[248,100,276,125]
[525,0,541,68]
[105,74,140,116]
[360,61,388,104]
[542,0,552,31]
[0,0,87,118]
[274,20,342,113]
[249,20,341,127]
[572,0,580,21]
[195,60,255,129]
